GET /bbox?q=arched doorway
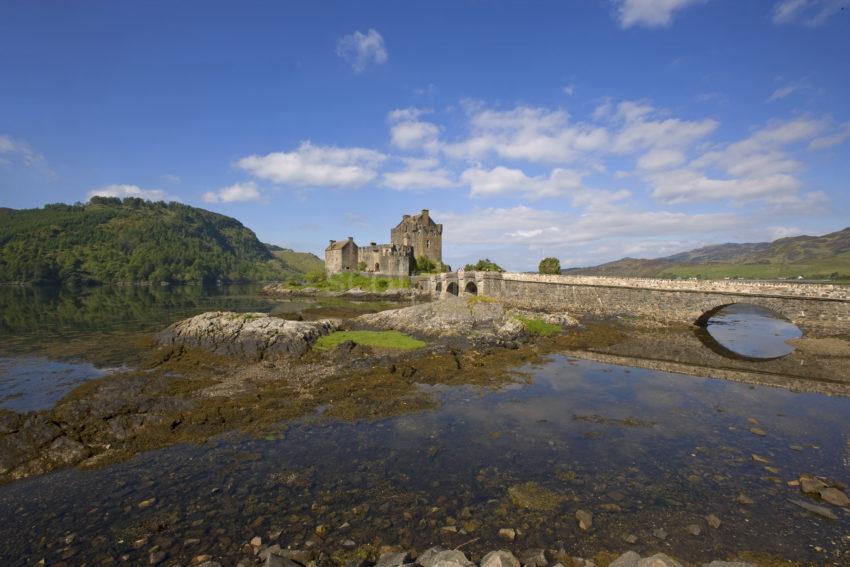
[446,282,459,296]
[435,282,442,293]
[374,263,380,272]
[465,281,478,295]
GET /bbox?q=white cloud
[637,148,687,170]
[237,142,386,188]
[161,174,181,183]
[772,0,848,26]
[768,83,803,102]
[336,29,388,73]
[381,158,457,190]
[388,108,441,153]
[460,166,587,199]
[436,204,746,270]
[443,106,609,164]
[0,134,42,166]
[809,120,850,149]
[646,116,837,205]
[202,181,262,203]
[615,0,705,29]
[562,84,576,96]
[88,184,177,202]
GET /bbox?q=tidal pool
[0,356,848,566]
[703,303,803,359]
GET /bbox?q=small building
[325,237,358,273]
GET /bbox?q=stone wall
[420,272,850,336]
[358,244,414,277]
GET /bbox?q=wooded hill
[565,227,850,281]
[0,197,320,285]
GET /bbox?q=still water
[704,303,803,359]
[0,286,846,565]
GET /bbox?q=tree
[538,257,561,275]
[415,255,438,274]
[464,258,504,272]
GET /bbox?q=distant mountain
[0,197,313,285]
[564,227,850,281]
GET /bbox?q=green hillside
[266,244,324,274]
[0,197,305,285]
[565,227,850,281]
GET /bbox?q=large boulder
[156,311,340,361]
[355,297,524,340]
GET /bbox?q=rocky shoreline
[0,298,573,483]
[166,542,763,567]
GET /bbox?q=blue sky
[1,0,848,270]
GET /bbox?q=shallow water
[704,303,803,359]
[0,288,847,565]
[0,285,402,411]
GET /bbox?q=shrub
[464,258,504,272]
[538,257,561,275]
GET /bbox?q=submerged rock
[609,552,640,567]
[790,498,839,519]
[156,311,340,361]
[636,554,683,567]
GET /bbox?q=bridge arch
[465,281,478,295]
[446,282,459,296]
[694,300,798,329]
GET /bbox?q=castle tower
[390,209,442,265]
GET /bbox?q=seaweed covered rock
[157,311,340,361]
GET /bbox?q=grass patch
[314,330,426,351]
[467,295,498,305]
[516,316,561,337]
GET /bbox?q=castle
[325,209,443,277]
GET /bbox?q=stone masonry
[417,272,850,336]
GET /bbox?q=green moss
[517,316,562,337]
[314,330,426,351]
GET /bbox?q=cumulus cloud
[772,0,848,26]
[388,108,441,153]
[336,29,388,73]
[381,158,457,190]
[87,184,177,202]
[460,166,586,199]
[614,0,705,29]
[237,142,386,188]
[443,106,609,164]
[202,182,262,203]
[647,116,835,206]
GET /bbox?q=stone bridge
[414,272,850,336]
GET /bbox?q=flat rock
[636,554,684,567]
[481,550,520,567]
[355,298,523,340]
[157,311,340,361]
[819,487,850,506]
[519,549,546,567]
[790,498,839,519]
[428,550,473,567]
[375,551,410,567]
[610,551,641,567]
[417,547,447,567]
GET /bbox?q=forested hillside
[0,197,306,285]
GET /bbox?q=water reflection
[700,303,802,359]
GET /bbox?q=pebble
[750,428,766,436]
[481,550,520,567]
[137,498,156,509]
[499,528,516,541]
[575,509,593,531]
[685,524,701,536]
[820,487,850,506]
[250,537,262,548]
[148,551,166,565]
[736,494,754,505]
[706,514,721,529]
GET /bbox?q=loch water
[0,286,847,566]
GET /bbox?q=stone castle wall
[358,244,414,277]
[391,210,443,265]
